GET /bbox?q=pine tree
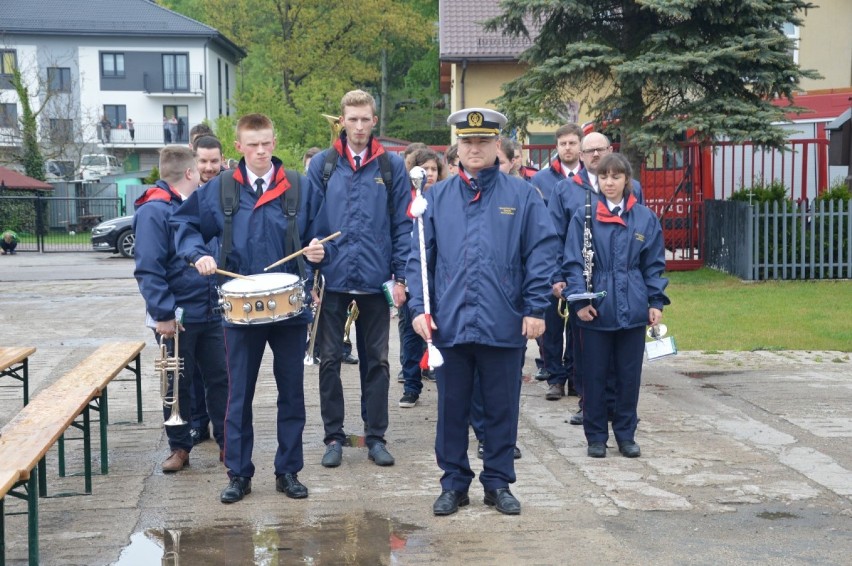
[488,0,820,169]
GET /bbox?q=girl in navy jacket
[563,153,669,459]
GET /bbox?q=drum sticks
[189,263,255,281]
[263,231,342,272]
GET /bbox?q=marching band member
[532,124,585,399]
[306,90,411,469]
[173,114,335,503]
[407,108,559,516]
[132,145,228,473]
[562,153,669,458]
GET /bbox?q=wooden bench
[0,347,36,405]
[0,341,145,566]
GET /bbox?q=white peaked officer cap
[447,108,508,138]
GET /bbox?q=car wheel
[117,230,135,258]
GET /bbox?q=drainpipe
[203,38,210,122]
[460,59,468,108]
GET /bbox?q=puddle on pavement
[757,511,800,520]
[114,511,422,565]
[343,434,366,448]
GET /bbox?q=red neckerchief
[133,183,180,207]
[457,166,482,202]
[332,136,386,171]
[232,166,291,210]
[550,158,564,177]
[595,193,638,226]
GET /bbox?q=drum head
[221,272,300,292]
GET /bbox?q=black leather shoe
[342,353,358,365]
[618,440,641,458]
[569,409,583,425]
[220,476,251,504]
[567,384,579,397]
[477,441,484,459]
[513,446,522,459]
[276,473,308,498]
[433,490,469,516]
[587,442,607,458]
[534,368,549,381]
[483,487,521,515]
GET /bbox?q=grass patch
[663,268,852,352]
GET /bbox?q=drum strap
[220,169,306,282]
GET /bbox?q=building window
[1,50,17,76]
[783,23,800,64]
[49,118,74,143]
[103,105,126,128]
[0,103,17,128]
[163,54,189,91]
[102,53,125,77]
[48,67,72,92]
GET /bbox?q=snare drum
[219,273,305,325]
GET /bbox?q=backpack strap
[219,169,238,278]
[377,152,394,214]
[282,169,306,280]
[321,148,337,190]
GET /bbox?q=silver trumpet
[162,528,181,566]
[155,325,187,427]
[304,271,325,365]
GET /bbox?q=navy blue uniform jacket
[548,169,644,283]
[406,164,560,349]
[305,135,411,293]
[133,181,219,324]
[170,157,335,326]
[563,192,670,331]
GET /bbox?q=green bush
[729,179,790,204]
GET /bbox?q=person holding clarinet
[406,108,559,516]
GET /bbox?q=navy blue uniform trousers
[577,326,645,444]
[223,322,306,478]
[436,345,522,492]
[153,321,228,452]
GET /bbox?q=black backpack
[219,168,306,280]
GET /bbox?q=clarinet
[582,190,595,294]
[562,190,607,303]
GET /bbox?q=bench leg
[0,359,30,406]
[132,354,143,423]
[1,495,5,566]
[98,391,109,475]
[83,406,92,495]
[37,459,47,499]
[27,473,38,566]
[22,358,29,406]
[58,434,65,478]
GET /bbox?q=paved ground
[1,252,851,565]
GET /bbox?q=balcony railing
[99,122,188,146]
[142,72,204,94]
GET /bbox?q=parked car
[45,159,75,181]
[78,154,124,181]
[91,215,135,258]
